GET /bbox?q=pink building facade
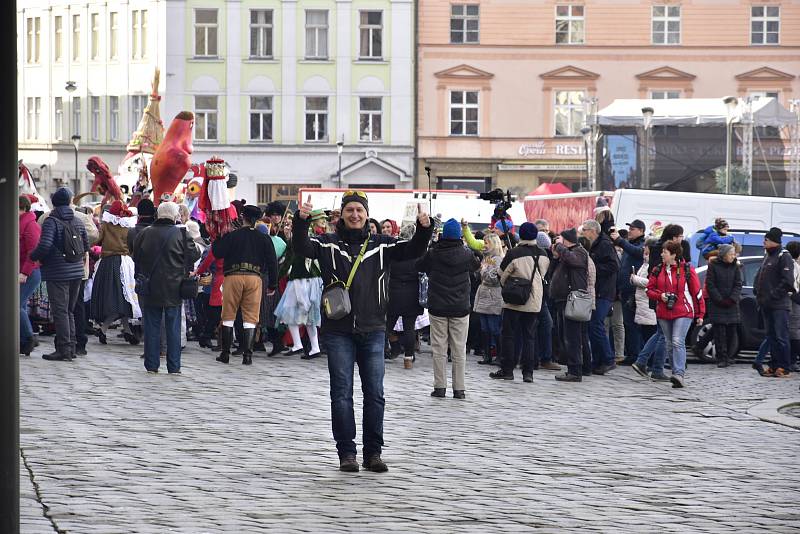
[417,0,800,196]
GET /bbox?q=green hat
[310,209,327,222]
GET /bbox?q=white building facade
[18,0,415,202]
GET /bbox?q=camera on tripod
[479,188,514,219]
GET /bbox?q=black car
[691,256,764,362]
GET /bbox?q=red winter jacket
[19,211,41,276]
[646,260,705,321]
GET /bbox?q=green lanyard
[345,237,371,289]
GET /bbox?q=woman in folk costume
[272,210,325,359]
[90,200,141,344]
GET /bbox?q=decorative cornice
[539,65,600,80]
[635,66,696,81]
[735,66,796,82]
[434,64,495,80]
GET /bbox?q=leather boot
[241,328,255,365]
[216,326,233,363]
[477,340,493,365]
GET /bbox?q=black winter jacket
[418,239,480,318]
[133,219,201,308]
[614,235,645,297]
[388,257,422,318]
[590,233,620,301]
[754,247,795,311]
[550,243,589,303]
[292,214,433,334]
[705,258,743,324]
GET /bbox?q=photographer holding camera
[645,241,705,388]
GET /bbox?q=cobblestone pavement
[19,335,800,533]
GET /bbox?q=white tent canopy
[597,97,797,128]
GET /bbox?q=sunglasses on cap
[344,190,367,198]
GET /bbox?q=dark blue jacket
[614,235,645,298]
[29,206,89,282]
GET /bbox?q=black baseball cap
[626,219,646,231]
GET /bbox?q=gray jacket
[473,252,504,316]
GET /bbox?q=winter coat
[292,214,433,334]
[19,211,41,276]
[133,218,200,308]
[630,262,657,326]
[704,258,742,324]
[550,243,589,303]
[97,223,130,257]
[614,235,645,298]
[790,261,800,340]
[590,233,620,301]
[418,238,481,318]
[127,219,153,254]
[754,247,795,311]
[499,241,550,313]
[29,205,90,282]
[388,257,423,318]
[646,260,705,321]
[699,225,734,257]
[473,252,504,316]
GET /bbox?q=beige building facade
[417,0,800,196]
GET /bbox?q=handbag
[179,228,199,299]
[321,237,370,320]
[565,289,593,322]
[134,229,173,297]
[501,253,540,306]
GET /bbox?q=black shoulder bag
[502,252,540,306]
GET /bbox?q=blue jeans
[479,313,501,349]
[142,304,181,373]
[20,268,41,344]
[659,317,693,377]
[324,331,386,459]
[537,299,554,363]
[589,298,615,368]
[756,338,769,365]
[764,308,791,370]
[635,325,667,375]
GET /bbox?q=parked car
[687,229,799,268]
[690,256,765,362]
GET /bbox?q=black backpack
[52,217,85,263]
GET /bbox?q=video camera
[479,188,515,247]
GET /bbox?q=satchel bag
[322,237,370,320]
[501,253,540,306]
[134,229,173,297]
[565,289,593,322]
[179,228,199,299]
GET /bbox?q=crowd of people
[18,188,800,472]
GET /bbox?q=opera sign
[518,141,584,158]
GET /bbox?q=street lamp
[723,96,738,194]
[337,140,344,189]
[641,107,654,189]
[71,134,81,190]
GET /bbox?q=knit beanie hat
[519,222,539,241]
[494,219,513,234]
[765,227,782,244]
[560,227,578,244]
[341,191,368,213]
[442,218,461,240]
[156,201,180,222]
[714,218,729,231]
[51,187,73,207]
[136,198,156,217]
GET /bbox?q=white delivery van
[298,188,501,229]
[610,189,800,235]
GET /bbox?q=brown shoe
[404,356,413,369]
[540,361,561,371]
[762,367,776,377]
[774,368,792,378]
[363,454,388,473]
[339,455,359,472]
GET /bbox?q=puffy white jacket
[630,262,657,326]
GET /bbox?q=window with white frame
[130,94,147,129]
[650,90,680,99]
[554,90,585,136]
[304,97,328,142]
[132,9,148,59]
[90,13,100,60]
[54,16,63,62]
[359,97,382,142]
[90,96,100,141]
[26,98,41,139]
[359,11,383,59]
[109,96,119,141]
[194,95,218,141]
[54,97,63,141]
[72,14,80,61]
[249,96,273,141]
[305,10,328,59]
[26,17,41,63]
[194,9,218,57]
[449,91,479,136]
[751,6,779,45]
[249,10,273,58]
[652,5,680,45]
[450,5,479,44]
[72,96,81,135]
[109,12,118,59]
[555,5,584,45]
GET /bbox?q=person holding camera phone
[645,241,705,388]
